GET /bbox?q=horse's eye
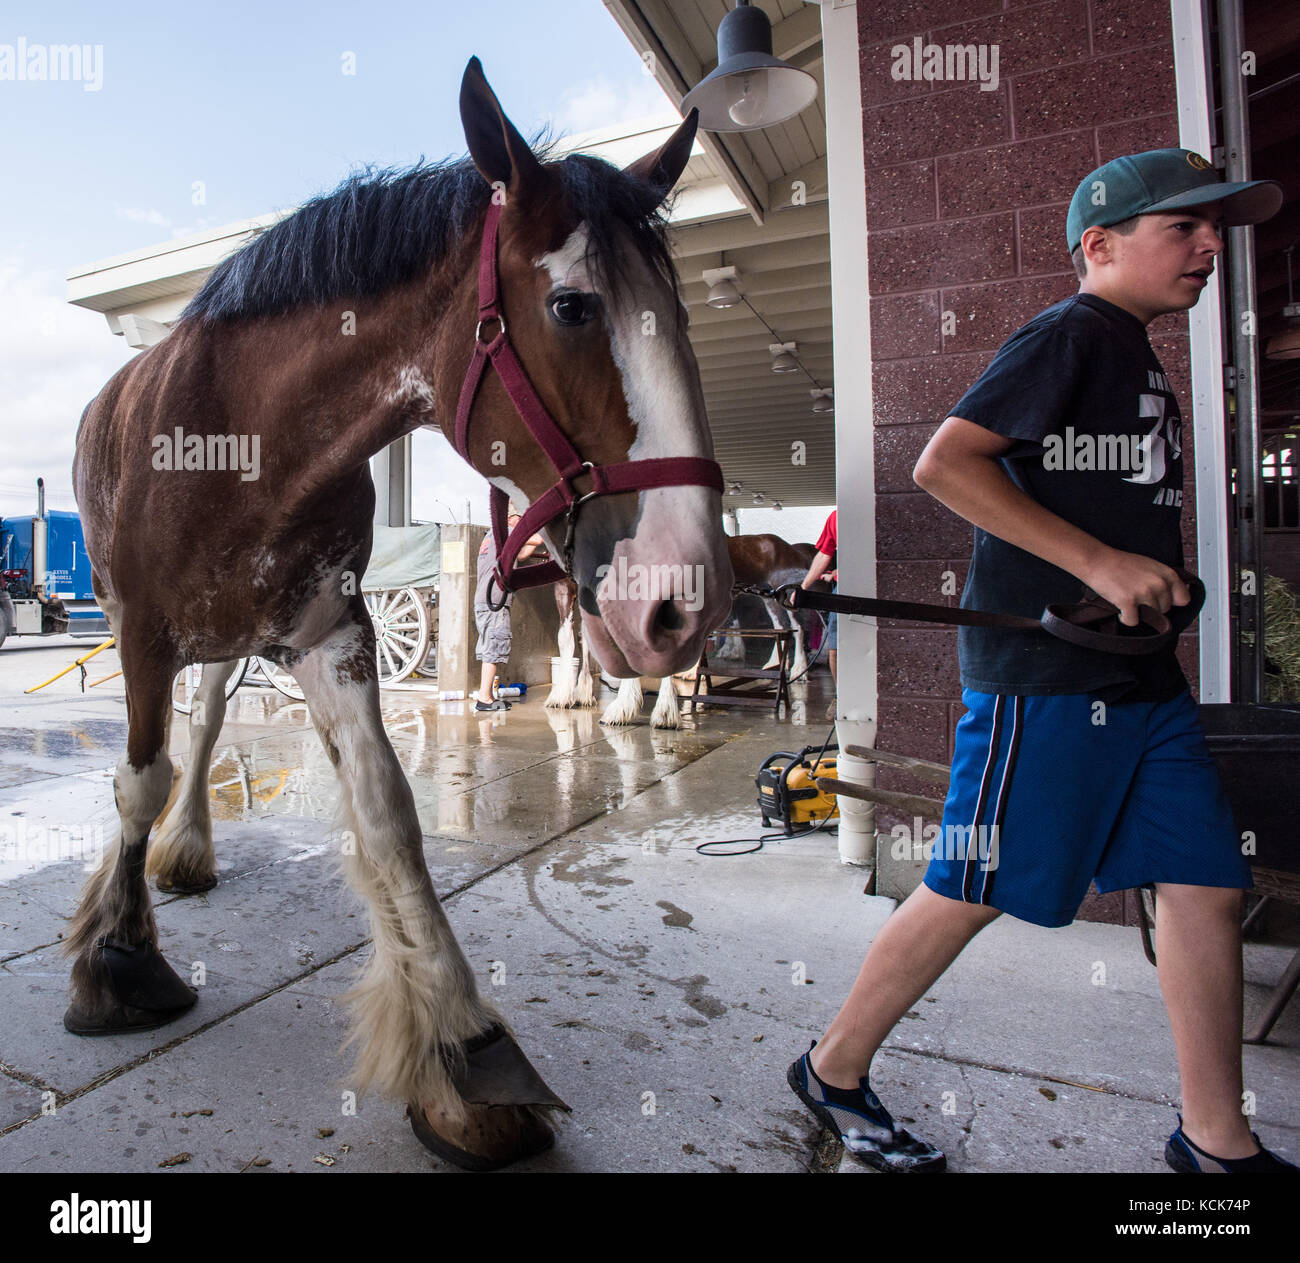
[549,291,593,327]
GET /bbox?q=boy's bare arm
[914,416,1189,626]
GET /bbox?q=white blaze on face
[535,224,720,577]
[537,224,706,463]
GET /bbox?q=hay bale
[1263,572,1300,703]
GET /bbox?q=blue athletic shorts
[923,688,1253,928]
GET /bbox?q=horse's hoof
[64,939,197,1036]
[156,874,218,895]
[406,1099,558,1171]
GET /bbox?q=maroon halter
[452,199,724,609]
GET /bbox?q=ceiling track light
[811,388,834,415]
[702,264,743,309]
[770,341,798,373]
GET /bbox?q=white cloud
[0,260,135,515]
[548,73,677,138]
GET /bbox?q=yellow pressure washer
[756,744,839,836]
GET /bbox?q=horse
[66,57,733,1173]
[598,533,826,728]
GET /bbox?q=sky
[0,0,678,521]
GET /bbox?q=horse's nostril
[655,600,685,634]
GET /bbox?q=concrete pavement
[1,634,1296,1173]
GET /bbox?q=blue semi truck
[0,483,107,645]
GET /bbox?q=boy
[472,507,543,713]
[788,149,1295,1173]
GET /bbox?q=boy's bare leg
[810,884,1002,1089]
[1155,882,1257,1158]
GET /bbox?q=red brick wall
[858,0,1195,924]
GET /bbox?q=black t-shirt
[948,293,1187,704]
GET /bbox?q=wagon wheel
[256,657,306,701]
[364,587,431,684]
[171,659,249,715]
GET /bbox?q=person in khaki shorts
[472,509,542,712]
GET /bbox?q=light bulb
[727,72,769,128]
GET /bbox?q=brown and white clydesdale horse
[67,59,731,1171]
[598,533,826,728]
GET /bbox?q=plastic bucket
[551,657,579,692]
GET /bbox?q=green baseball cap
[1067,148,1282,252]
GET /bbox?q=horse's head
[447,58,733,678]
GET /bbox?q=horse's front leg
[293,599,567,1170]
[64,621,197,1033]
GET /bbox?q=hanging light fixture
[680,1,819,133]
[811,388,834,414]
[702,265,743,309]
[752,492,766,504]
[1266,244,1300,361]
[770,341,798,373]
[772,502,783,511]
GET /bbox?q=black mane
[181,148,678,323]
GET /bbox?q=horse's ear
[459,57,546,200]
[622,109,699,209]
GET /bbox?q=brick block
[878,625,963,697]
[1018,203,1076,276]
[1013,45,1176,140]
[864,84,1010,165]
[875,422,940,493]
[869,290,942,360]
[866,158,937,229]
[933,0,1091,80]
[1091,0,1174,54]
[937,130,1094,221]
[870,214,1016,294]
[872,352,991,426]
[878,491,974,560]
[941,274,1077,352]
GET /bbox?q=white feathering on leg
[650,677,681,729]
[546,616,577,707]
[601,677,643,725]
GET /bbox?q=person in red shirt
[801,508,837,718]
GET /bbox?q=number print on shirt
[1124,393,1182,488]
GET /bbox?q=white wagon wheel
[171,659,249,715]
[364,586,431,684]
[256,657,306,700]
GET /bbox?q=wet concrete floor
[1,634,1296,1174]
